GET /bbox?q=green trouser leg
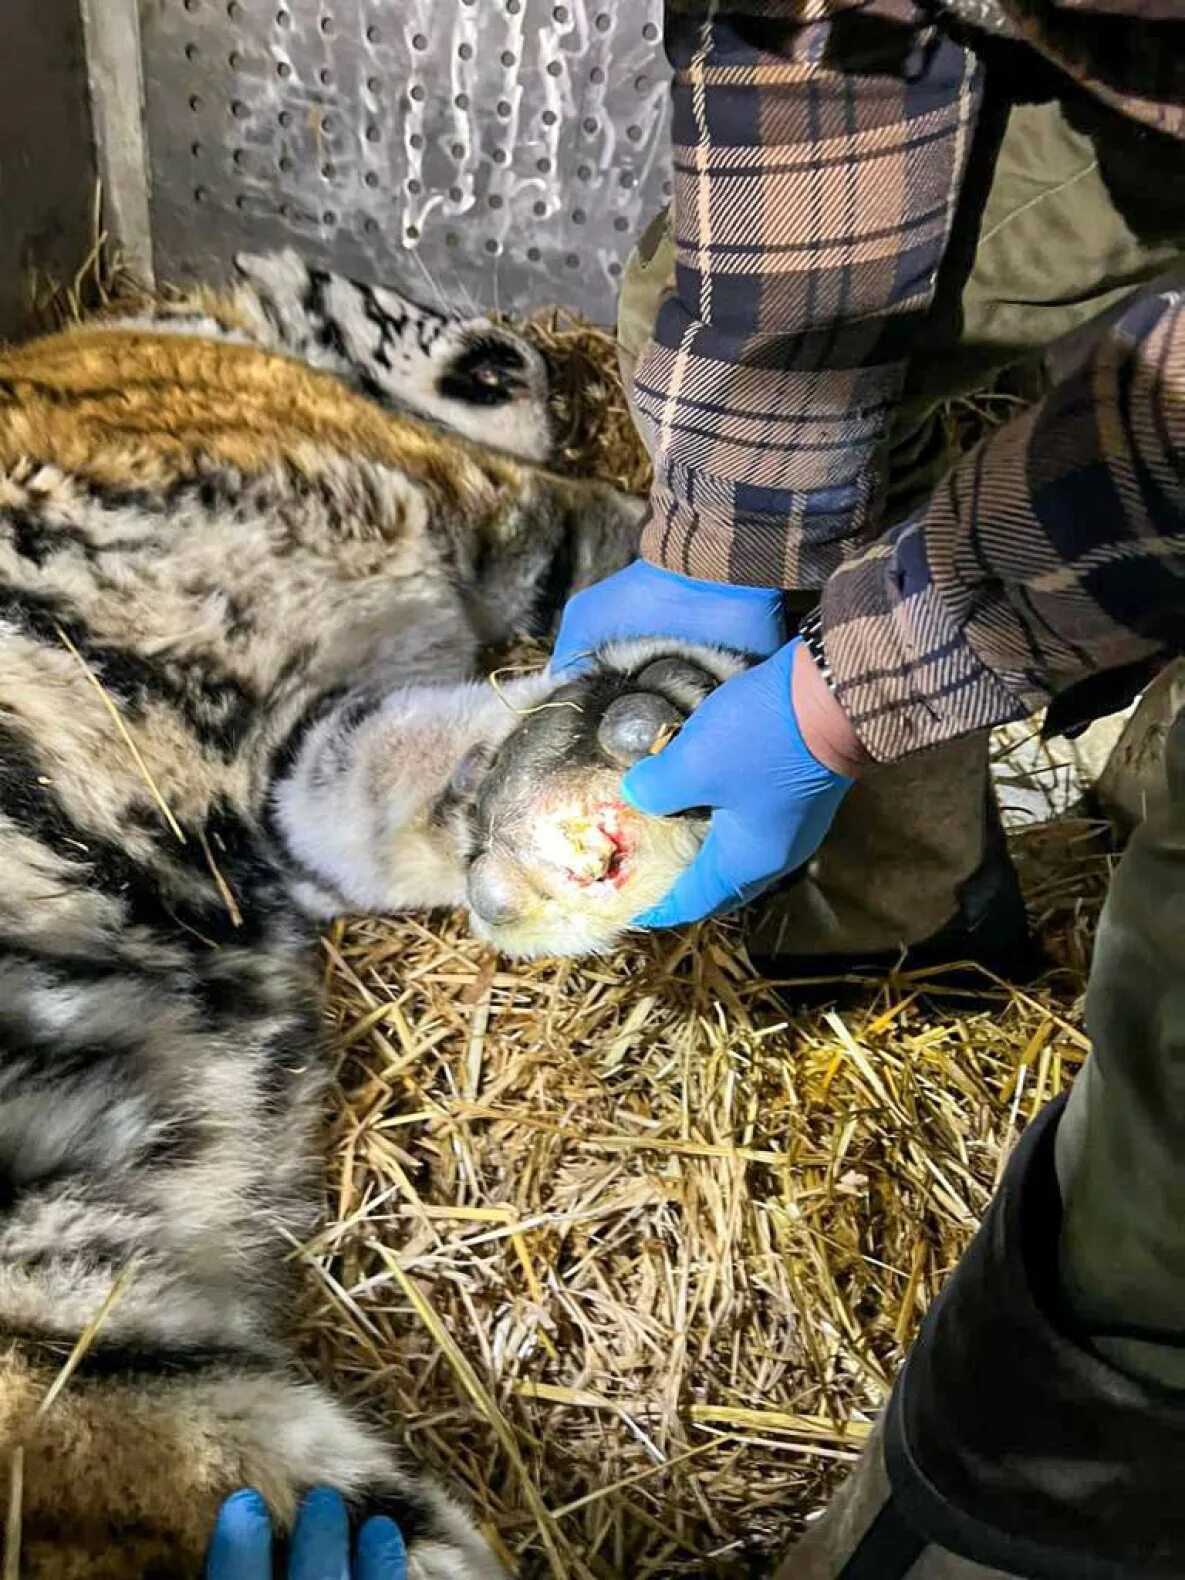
[616,84,1185,959]
[773,714,1185,1578]
[1054,710,1185,1390]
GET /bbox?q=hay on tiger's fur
[42,236,1109,1576]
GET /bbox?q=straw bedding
[295,315,1108,1578]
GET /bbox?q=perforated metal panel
[139,0,672,323]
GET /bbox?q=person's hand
[206,1487,406,1580]
[622,639,855,926]
[552,561,786,675]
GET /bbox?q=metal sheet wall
[0,0,96,337]
[140,0,672,322]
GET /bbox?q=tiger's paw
[458,641,748,957]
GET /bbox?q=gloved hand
[206,1487,406,1580]
[623,639,854,926]
[551,560,786,675]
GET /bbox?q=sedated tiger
[0,247,734,1576]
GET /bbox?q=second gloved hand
[623,639,854,926]
[206,1487,406,1580]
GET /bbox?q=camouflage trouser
[618,83,1185,956]
[770,709,1185,1577]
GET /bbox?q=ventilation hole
[319,15,333,34]
[183,0,199,10]
[536,157,551,174]
[553,3,569,18]
[614,215,629,232]
[489,193,504,209]
[643,21,659,40]
[626,124,643,142]
[411,32,427,49]
[455,92,470,110]
[365,124,381,142]
[276,7,290,25]
[235,194,249,210]
[321,114,336,132]
[194,184,208,201]
[319,68,333,86]
[364,170,380,187]
[533,200,547,216]
[323,209,337,225]
[185,43,200,61]
[497,100,512,118]
[594,11,611,30]
[491,146,508,164]
[407,177,423,194]
[546,60,562,77]
[565,252,579,268]
[232,148,247,167]
[279,155,294,172]
[635,74,651,92]
[278,109,293,127]
[366,24,380,42]
[577,163,591,181]
[409,131,424,149]
[451,141,465,159]
[582,116,598,135]
[662,177,672,196]
[501,50,516,67]
[279,201,293,219]
[589,66,606,85]
[409,85,425,103]
[276,61,291,78]
[572,208,586,224]
[542,109,557,126]
[449,185,464,202]
[363,217,378,234]
[458,41,473,60]
[619,169,636,187]
[188,94,203,112]
[608,260,623,277]
[321,161,335,178]
[445,231,460,247]
[227,0,242,16]
[527,245,542,261]
[367,75,381,94]
[485,238,501,255]
[506,0,522,12]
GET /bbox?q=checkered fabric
[821,286,1185,760]
[636,4,984,589]
[637,3,1184,763]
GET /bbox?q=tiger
[0,247,729,1576]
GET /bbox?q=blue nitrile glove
[206,1487,408,1580]
[623,639,853,926]
[551,560,786,675]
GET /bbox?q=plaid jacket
[638,3,1184,761]
[820,286,1185,761]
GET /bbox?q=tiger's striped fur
[0,254,642,1576]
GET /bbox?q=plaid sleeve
[819,286,1185,762]
[636,2,983,591]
